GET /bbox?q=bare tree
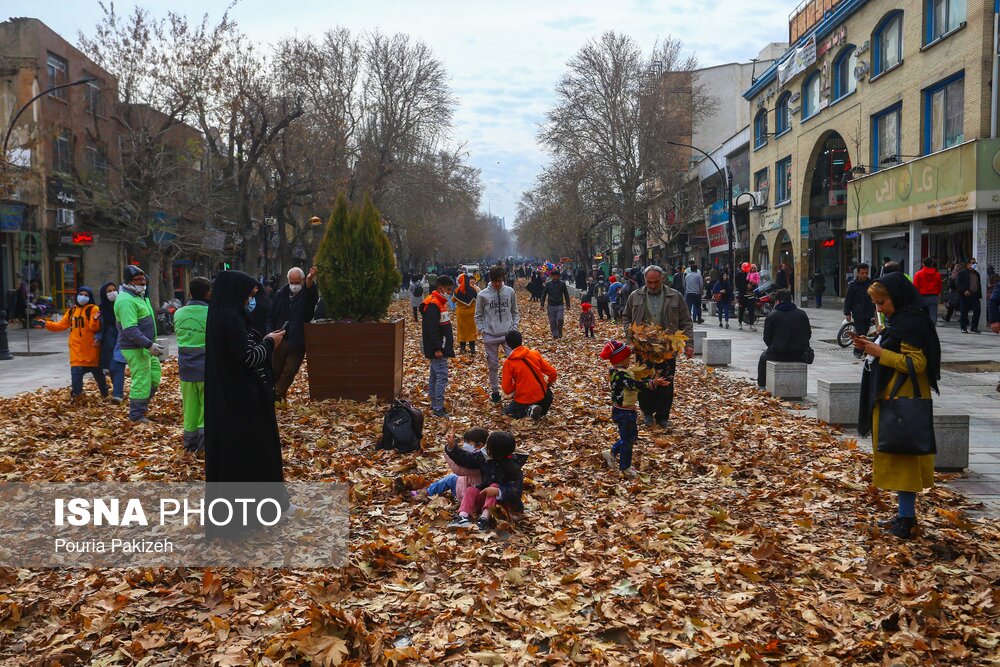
[540,32,712,268]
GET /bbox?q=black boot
[460,342,466,353]
[887,516,917,539]
[469,341,476,354]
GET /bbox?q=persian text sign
[0,482,348,568]
[849,139,1000,228]
[778,34,817,86]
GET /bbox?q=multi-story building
[745,0,1000,309]
[1,17,124,310]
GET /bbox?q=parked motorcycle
[156,299,181,335]
[837,317,877,348]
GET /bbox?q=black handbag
[520,358,554,403]
[876,356,936,456]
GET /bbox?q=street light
[666,140,735,280]
[2,77,97,355]
[733,192,760,263]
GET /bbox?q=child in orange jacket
[44,286,108,398]
[501,330,556,420]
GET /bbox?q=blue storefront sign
[1,203,25,232]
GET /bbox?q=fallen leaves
[0,291,999,665]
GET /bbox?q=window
[775,93,791,135]
[833,46,858,100]
[47,53,68,98]
[84,77,102,116]
[754,168,769,205]
[873,12,903,75]
[924,73,964,154]
[775,157,792,204]
[801,72,821,119]
[927,0,966,43]
[85,142,108,182]
[52,130,73,174]
[754,109,768,148]
[872,104,902,170]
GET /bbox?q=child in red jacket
[580,302,596,338]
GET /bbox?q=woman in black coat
[204,271,288,532]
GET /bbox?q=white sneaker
[601,451,617,469]
[622,467,638,479]
[528,404,543,420]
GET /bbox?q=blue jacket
[989,280,1000,323]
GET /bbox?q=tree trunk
[147,250,164,310]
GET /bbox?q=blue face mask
[247,296,256,313]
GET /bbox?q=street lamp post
[666,140,735,280]
[733,191,759,268]
[2,77,97,355]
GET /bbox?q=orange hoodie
[45,302,102,367]
[502,346,557,404]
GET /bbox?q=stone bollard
[933,413,969,472]
[765,361,807,399]
[692,330,707,355]
[816,379,861,425]
[0,309,13,361]
[703,339,731,366]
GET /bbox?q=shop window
[833,46,857,100]
[775,157,792,204]
[775,93,791,135]
[872,104,902,170]
[926,0,966,44]
[923,73,964,154]
[873,12,903,76]
[754,109,768,148]
[801,72,821,119]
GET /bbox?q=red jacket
[501,346,556,405]
[912,267,942,296]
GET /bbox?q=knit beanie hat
[581,302,592,311]
[599,340,631,365]
[123,265,145,282]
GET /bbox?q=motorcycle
[156,298,182,335]
[837,317,878,348]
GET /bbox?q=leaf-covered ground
[1,295,999,666]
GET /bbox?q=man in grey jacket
[683,264,705,323]
[475,266,521,403]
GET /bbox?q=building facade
[745,0,1000,308]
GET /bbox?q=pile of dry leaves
[1,294,999,665]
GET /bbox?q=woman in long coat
[204,271,288,534]
[453,273,479,354]
[855,272,941,539]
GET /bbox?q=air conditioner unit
[55,208,75,229]
[757,187,769,208]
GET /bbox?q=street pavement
[3,299,998,515]
[693,301,1000,516]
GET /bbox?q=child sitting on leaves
[580,302,596,338]
[446,430,526,531]
[410,428,489,501]
[599,340,669,478]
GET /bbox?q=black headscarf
[858,272,941,436]
[98,282,117,327]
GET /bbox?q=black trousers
[757,350,802,386]
[637,356,676,422]
[596,299,611,319]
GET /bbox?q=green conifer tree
[315,194,401,321]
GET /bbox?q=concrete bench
[703,339,731,366]
[765,361,807,399]
[933,413,969,472]
[692,330,707,356]
[817,379,861,425]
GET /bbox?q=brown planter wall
[304,319,404,401]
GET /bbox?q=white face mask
[289,283,303,294]
[107,290,118,302]
[971,263,978,271]
[76,294,90,305]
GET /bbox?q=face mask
[971,264,978,271]
[107,290,118,302]
[247,296,256,313]
[130,284,146,296]
[289,284,303,294]
[76,294,90,305]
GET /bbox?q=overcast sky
[27,0,790,226]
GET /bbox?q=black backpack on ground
[377,399,424,453]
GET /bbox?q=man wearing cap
[621,265,694,429]
[115,265,165,423]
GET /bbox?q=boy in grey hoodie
[475,266,520,403]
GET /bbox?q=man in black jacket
[757,290,811,387]
[956,257,983,333]
[422,275,455,417]
[843,263,874,335]
[540,271,571,339]
[267,266,319,403]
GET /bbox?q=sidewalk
[694,302,1000,516]
[0,328,176,398]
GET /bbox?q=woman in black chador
[204,271,288,533]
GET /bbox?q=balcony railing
[789,0,842,43]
